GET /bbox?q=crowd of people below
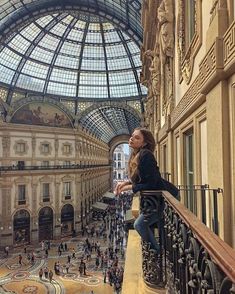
[2,192,133,294]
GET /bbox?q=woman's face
[129,130,145,150]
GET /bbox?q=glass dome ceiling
[0,12,146,102]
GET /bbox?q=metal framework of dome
[0,0,144,143]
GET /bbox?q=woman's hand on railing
[114,181,132,195]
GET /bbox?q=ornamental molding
[177,0,202,84]
[13,139,29,156]
[61,175,74,182]
[39,141,52,156]
[39,176,53,183]
[61,142,73,156]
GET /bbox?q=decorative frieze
[223,21,235,68]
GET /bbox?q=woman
[115,127,178,252]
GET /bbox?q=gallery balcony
[0,163,111,175]
[122,190,235,294]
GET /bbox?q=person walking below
[5,246,9,257]
[39,268,43,280]
[18,254,23,266]
[49,270,53,283]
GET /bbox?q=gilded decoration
[177,0,202,84]
[0,87,7,102]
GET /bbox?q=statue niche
[157,0,174,117]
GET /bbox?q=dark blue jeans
[134,212,160,252]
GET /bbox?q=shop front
[38,207,53,241]
[61,204,74,236]
[13,209,30,246]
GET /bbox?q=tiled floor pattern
[0,235,124,294]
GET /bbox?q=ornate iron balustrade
[139,190,235,293]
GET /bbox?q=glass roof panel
[0,47,22,70]
[30,47,54,64]
[59,42,81,55]
[22,61,49,79]
[8,34,31,55]
[49,22,68,37]
[54,54,79,69]
[0,64,15,84]
[16,74,45,92]
[47,82,76,96]
[20,23,41,41]
[50,68,77,84]
[80,72,107,85]
[38,34,60,49]
[35,15,54,27]
[109,71,136,85]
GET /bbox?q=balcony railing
[0,163,111,173]
[18,199,26,205]
[137,190,235,293]
[178,185,222,235]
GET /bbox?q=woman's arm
[114,180,131,195]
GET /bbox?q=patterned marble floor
[0,234,124,294]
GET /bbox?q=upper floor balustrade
[0,163,111,174]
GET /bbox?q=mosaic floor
[0,233,124,294]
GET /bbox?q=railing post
[139,191,165,288]
[212,188,220,235]
[201,185,207,225]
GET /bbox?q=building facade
[0,112,111,246]
[113,144,128,181]
[141,0,235,247]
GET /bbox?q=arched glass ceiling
[0,0,143,42]
[0,12,147,102]
[79,106,141,143]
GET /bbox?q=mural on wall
[11,103,72,128]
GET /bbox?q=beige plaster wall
[228,74,235,247]
[0,136,2,159]
[206,81,231,243]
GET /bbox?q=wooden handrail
[162,190,235,283]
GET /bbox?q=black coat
[131,149,179,199]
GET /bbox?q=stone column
[54,179,61,239]
[31,134,36,165]
[75,174,82,232]
[2,133,11,165]
[1,181,13,246]
[54,136,59,165]
[31,182,38,242]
